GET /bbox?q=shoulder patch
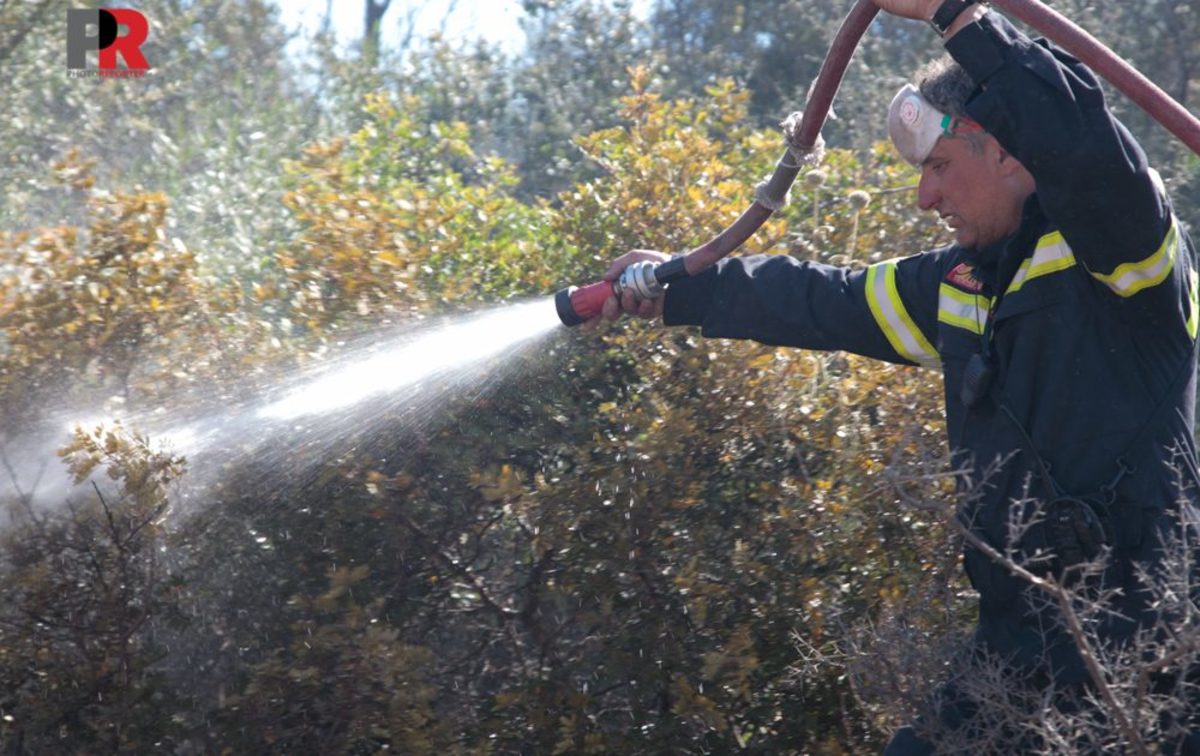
[945,262,984,293]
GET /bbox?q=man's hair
[916,55,974,118]
[916,55,988,151]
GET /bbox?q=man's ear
[990,138,1022,176]
[991,138,1035,192]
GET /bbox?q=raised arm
[944,9,1172,293]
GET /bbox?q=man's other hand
[871,0,942,23]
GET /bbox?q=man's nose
[917,172,940,212]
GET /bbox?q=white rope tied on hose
[781,110,828,168]
[754,110,826,212]
[752,184,791,212]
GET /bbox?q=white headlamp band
[887,83,982,166]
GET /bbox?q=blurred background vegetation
[0,0,1195,752]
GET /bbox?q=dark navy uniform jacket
[663,12,1200,682]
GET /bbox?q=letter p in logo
[67,9,150,71]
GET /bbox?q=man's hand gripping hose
[554,257,687,327]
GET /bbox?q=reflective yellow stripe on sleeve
[1187,267,1199,340]
[938,284,990,335]
[1090,220,1179,298]
[1006,232,1077,296]
[865,261,939,367]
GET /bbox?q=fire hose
[556,0,1200,327]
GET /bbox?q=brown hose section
[989,0,1200,156]
[680,0,1200,279]
[682,0,880,275]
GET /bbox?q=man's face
[916,134,1027,252]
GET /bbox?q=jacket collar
[965,193,1048,295]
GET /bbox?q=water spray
[552,0,1200,328]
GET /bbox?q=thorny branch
[948,518,1150,755]
[878,453,1200,753]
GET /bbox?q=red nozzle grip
[567,280,616,323]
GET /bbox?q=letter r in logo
[67,9,150,71]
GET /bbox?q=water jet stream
[257,298,557,422]
[5,298,561,507]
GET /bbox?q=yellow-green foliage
[59,421,185,510]
[0,424,185,750]
[0,153,219,414]
[559,69,784,259]
[226,564,450,754]
[273,92,572,338]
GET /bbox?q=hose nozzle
[554,257,688,327]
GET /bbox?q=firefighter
[594,0,1200,750]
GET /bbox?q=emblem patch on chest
[945,262,984,293]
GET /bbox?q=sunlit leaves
[275,91,572,339]
[58,421,185,511]
[0,165,224,419]
[0,420,185,750]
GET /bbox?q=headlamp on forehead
[887,83,983,166]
